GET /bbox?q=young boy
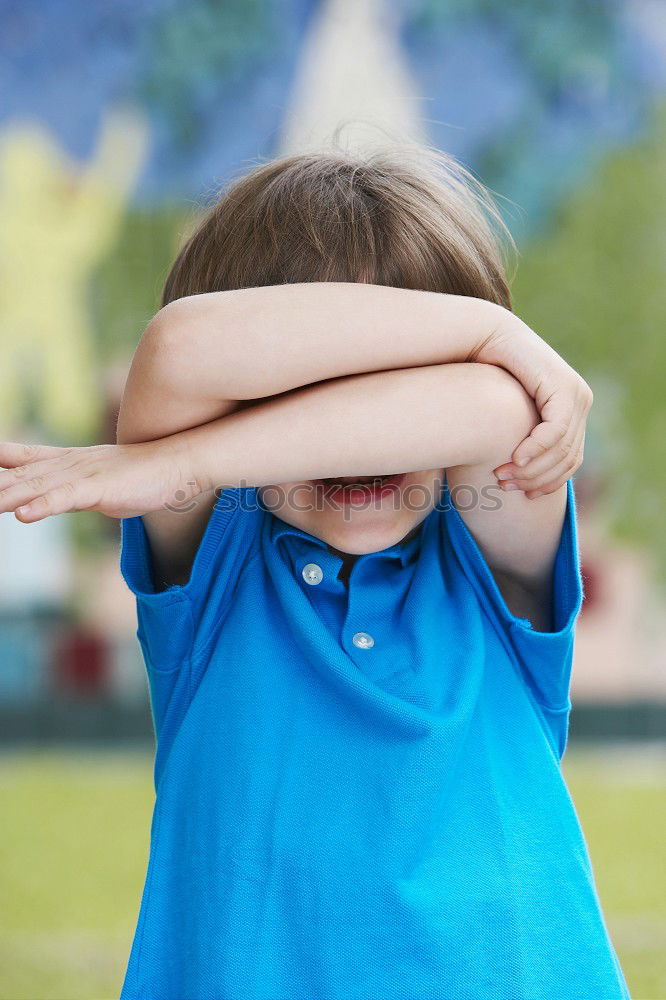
[0,149,630,999]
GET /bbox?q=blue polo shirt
[118,477,630,1000]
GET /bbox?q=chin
[316,513,414,554]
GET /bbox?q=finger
[0,468,85,514]
[496,421,584,488]
[510,424,585,491]
[495,377,592,486]
[14,481,95,521]
[0,453,78,493]
[0,453,82,505]
[499,438,583,495]
[0,441,70,470]
[524,472,575,500]
[494,423,574,482]
[509,416,572,475]
[0,473,60,514]
[511,378,592,471]
[500,428,585,497]
[501,467,574,500]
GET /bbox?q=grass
[0,744,664,999]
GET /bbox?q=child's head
[162,140,515,557]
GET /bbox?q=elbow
[133,305,183,394]
[115,311,176,447]
[482,365,540,460]
[140,305,180,367]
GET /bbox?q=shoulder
[120,487,264,606]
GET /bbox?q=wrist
[155,428,216,501]
[470,309,562,399]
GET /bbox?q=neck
[326,523,421,564]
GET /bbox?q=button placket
[343,558,381,664]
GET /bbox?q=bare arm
[116,282,589,588]
[146,283,591,453]
[116,283,508,586]
[118,280,495,583]
[177,363,533,488]
[115,328,247,587]
[143,283,513,401]
[3,361,567,628]
[178,362,567,630]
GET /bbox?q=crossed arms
[0,283,592,630]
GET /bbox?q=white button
[352,631,375,649]
[302,562,323,585]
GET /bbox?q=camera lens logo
[163,482,199,513]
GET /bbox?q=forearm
[175,362,538,492]
[143,282,542,404]
[118,281,589,507]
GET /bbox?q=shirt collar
[268,510,425,571]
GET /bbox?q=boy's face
[258,468,445,555]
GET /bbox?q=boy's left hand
[492,373,590,498]
[0,438,202,521]
[477,319,593,498]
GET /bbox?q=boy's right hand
[0,437,204,522]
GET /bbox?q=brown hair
[161,139,516,311]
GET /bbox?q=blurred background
[0,0,665,996]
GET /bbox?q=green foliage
[68,509,115,561]
[512,100,666,585]
[64,206,192,562]
[133,0,276,150]
[87,204,192,364]
[405,0,615,95]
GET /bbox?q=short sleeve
[119,487,263,674]
[441,476,584,728]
